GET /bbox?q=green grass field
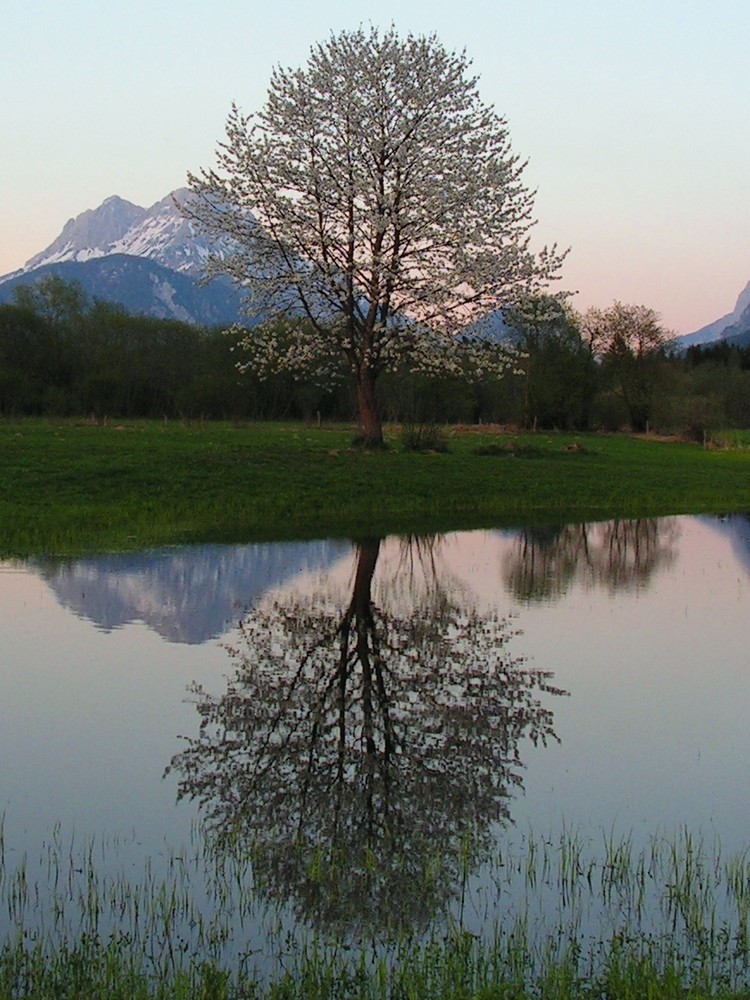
[1,419,749,556]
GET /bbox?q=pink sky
[2,1,748,335]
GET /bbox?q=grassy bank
[2,419,750,556]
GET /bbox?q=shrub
[400,422,449,452]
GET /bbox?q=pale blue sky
[2,0,748,333]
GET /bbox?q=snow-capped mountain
[23,195,146,270]
[19,188,212,277]
[0,188,246,326]
[112,191,214,273]
[678,280,750,348]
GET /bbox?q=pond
[2,515,750,974]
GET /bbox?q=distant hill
[0,254,244,327]
[0,189,246,327]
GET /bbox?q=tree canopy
[186,26,566,443]
[582,302,674,432]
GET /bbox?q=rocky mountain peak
[18,189,212,277]
[678,278,750,348]
[24,196,146,270]
[732,280,750,322]
[0,187,244,327]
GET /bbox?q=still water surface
[1,515,749,951]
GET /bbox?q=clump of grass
[703,429,750,451]
[400,422,449,452]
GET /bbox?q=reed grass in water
[2,818,750,997]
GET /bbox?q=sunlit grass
[3,818,750,997]
[2,418,750,557]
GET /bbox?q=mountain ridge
[3,188,749,343]
[0,188,246,326]
[679,281,750,348]
[18,188,213,275]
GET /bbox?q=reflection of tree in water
[504,518,679,602]
[169,537,566,938]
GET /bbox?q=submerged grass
[2,418,750,556]
[3,820,750,997]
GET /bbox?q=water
[1,515,750,967]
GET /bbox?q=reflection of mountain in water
[699,514,750,578]
[32,541,350,644]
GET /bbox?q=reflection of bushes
[504,518,679,602]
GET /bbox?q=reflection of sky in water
[0,566,224,852]
[1,514,750,891]
[506,516,750,852]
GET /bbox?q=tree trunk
[356,369,384,447]
[351,538,381,617]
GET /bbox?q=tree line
[1,274,749,435]
[0,277,329,422]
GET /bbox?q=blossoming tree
[186,26,566,444]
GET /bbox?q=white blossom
[185,26,566,439]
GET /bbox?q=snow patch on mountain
[150,274,194,324]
